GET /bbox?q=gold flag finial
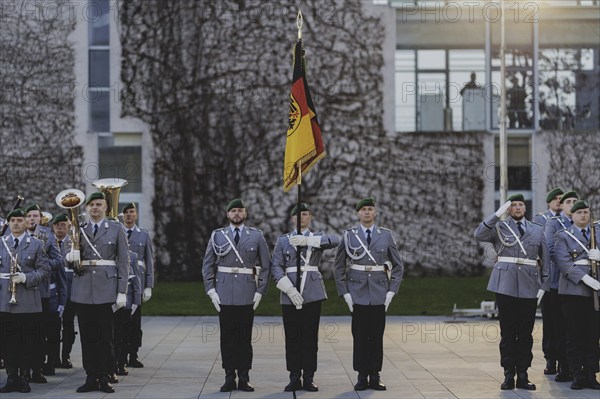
[297,9,303,39]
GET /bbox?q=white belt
[128,274,136,280]
[285,265,319,274]
[217,266,254,274]
[80,260,117,266]
[350,264,386,272]
[138,260,145,267]
[50,283,56,290]
[573,260,590,266]
[64,267,74,273]
[497,257,538,266]
[0,273,12,279]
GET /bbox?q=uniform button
[93,271,96,274]
[235,275,238,277]
[368,274,371,277]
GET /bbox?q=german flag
[283,38,325,192]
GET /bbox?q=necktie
[366,229,371,245]
[93,224,98,237]
[516,222,525,237]
[13,238,19,250]
[234,228,240,245]
[555,213,561,217]
[582,229,588,241]
[58,240,63,249]
[127,229,132,240]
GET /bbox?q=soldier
[554,200,600,390]
[533,187,564,377]
[121,202,154,368]
[333,198,403,391]
[202,198,271,392]
[0,209,50,393]
[66,192,129,393]
[272,203,339,392]
[474,194,550,391]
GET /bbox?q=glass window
[88,0,110,46]
[395,50,416,132]
[89,50,109,88]
[417,50,446,70]
[89,90,110,132]
[99,146,142,193]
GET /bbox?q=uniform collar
[230,224,245,233]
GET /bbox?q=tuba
[41,211,53,227]
[56,189,86,275]
[92,178,128,220]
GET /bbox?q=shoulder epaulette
[531,221,542,227]
[378,227,391,232]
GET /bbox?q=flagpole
[295,165,303,309]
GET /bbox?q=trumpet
[92,178,128,220]
[8,254,19,304]
[56,189,86,276]
[41,211,53,226]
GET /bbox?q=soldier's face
[87,199,108,221]
[508,201,526,220]
[561,197,577,215]
[123,208,138,226]
[358,206,377,226]
[9,217,26,236]
[26,210,41,229]
[52,221,69,239]
[291,211,312,230]
[571,208,590,228]
[548,195,562,212]
[227,208,247,226]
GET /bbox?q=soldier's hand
[66,249,80,263]
[589,248,600,261]
[58,305,65,318]
[581,275,600,291]
[131,304,138,315]
[384,291,395,312]
[115,293,127,309]
[305,236,321,248]
[253,293,262,310]
[143,287,152,302]
[207,288,221,312]
[10,272,26,284]
[536,289,545,306]
[343,293,354,313]
[276,276,304,308]
[494,200,512,217]
[289,235,307,247]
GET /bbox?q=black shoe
[237,369,254,391]
[220,370,237,392]
[99,376,115,393]
[19,380,31,393]
[369,373,387,391]
[128,356,144,368]
[284,371,302,392]
[544,360,557,375]
[0,371,21,393]
[109,372,119,384]
[77,378,100,393]
[571,377,586,390]
[117,364,129,376]
[354,373,369,391]
[31,370,48,383]
[303,375,318,392]
[555,371,573,382]
[42,365,56,376]
[500,367,515,390]
[516,369,536,390]
[584,373,600,390]
[60,357,73,369]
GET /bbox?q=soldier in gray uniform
[121,202,154,368]
[66,192,130,393]
[474,194,550,391]
[272,203,339,392]
[0,209,51,393]
[554,200,600,390]
[202,198,271,392]
[533,187,563,225]
[334,198,403,391]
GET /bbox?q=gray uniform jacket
[54,235,74,300]
[0,235,51,313]
[333,226,403,305]
[71,220,130,305]
[44,234,67,310]
[271,231,340,305]
[554,225,599,297]
[544,213,573,290]
[126,225,154,290]
[125,251,142,309]
[533,209,555,225]
[202,226,271,305]
[474,214,550,298]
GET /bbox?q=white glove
[581,275,600,291]
[66,249,80,263]
[495,200,512,217]
[305,236,321,248]
[343,293,354,313]
[384,291,395,312]
[253,292,262,310]
[207,288,221,312]
[10,272,26,284]
[589,248,600,261]
[143,287,152,302]
[58,305,65,317]
[289,235,307,247]
[537,289,545,306]
[276,276,304,308]
[115,293,127,309]
[131,303,138,315]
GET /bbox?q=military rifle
[590,210,599,311]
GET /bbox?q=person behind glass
[271,203,340,392]
[553,200,600,390]
[333,198,403,391]
[202,198,271,392]
[121,202,154,369]
[474,194,549,391]
[65,192,130,393]
[0,209,51,394]
[507,76,528,128]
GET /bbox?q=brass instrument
[56,189,86,275]
[590,210,599,311]
[92,178,128,220]
[8,254,19,304]
[41,211,53,226]
[0,195,25,237]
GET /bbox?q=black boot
[0,367,21,393]
[369,371,387,390]
[77,375,100,392]
[30,368,48,383]
[555,363,573,382]
[117,362,129,376]
[284,370,302,392]
[516,369,536,390]
[60,354,73,369]
[500,367,515,390]
[571,370,586,390]
[98,374,115,393]
[354,372,369,391]
[584,371,600,390]
[237,369,255,391]
[303,370,318,392]
[128,353,144,368]
[544,359,557,375]
[220,369,237,392]
[18,370,31,393]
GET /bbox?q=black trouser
[352,304,385,373]
[61,299,76,360]
[282,300,322,374]
[114,308,137,366]
[219,305,254,371]
[75,303,114,377]
[0,312,43,371]
[541,289,568,368]
[495,293,537,369]
[36,298,51,370]
[43,306,61,366]
[560,294,600,374]
[129,304,142,356]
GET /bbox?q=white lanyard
[221,230,245,266]
[1,237,19,267]
[502,221,527,256]
[564,230,590,254]
[351,231,378,264]
[80,227,103,260]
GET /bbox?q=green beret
[570,200,589,214]
[7,208,26,221]
[122,202,136,213]
[559,190,579,204]
[291,203,310,216]
[52,213,69,224]
[356,197,375,211]
[546,187,564,203]
[226,198,245,211]
[25,204,41,214]
[507,194,525,203]
[86,192,106,205]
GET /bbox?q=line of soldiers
[202,197,404,393]
[475,189,600,391]
[0,193,154,394]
